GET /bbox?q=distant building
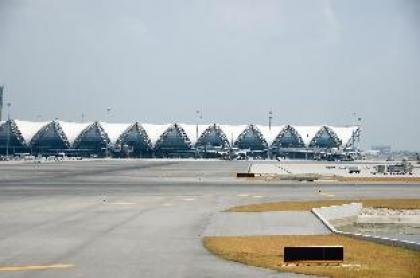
[0,120,361,159]
[371,145,392,155]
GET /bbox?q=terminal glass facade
[309,127,340,148]
[196,125,229,148]
[235,125,267,151]
[0,121,27,154]
[155,125,191,156]
[117,123,152,157]
[31,122,68,154]
[73,122,109,156]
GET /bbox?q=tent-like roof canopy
[141,124,172,147]
[327,126,360,147]
[178,123,208,146]
[100,122,132,144]
[14,120,49,144]
[2,120,359,149]
[58,121,92,146]
[255,125,286,146]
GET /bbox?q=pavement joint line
[110,202,137,205]
[0,264,74,272]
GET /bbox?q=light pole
[268,109,273,159]
[356,116,362,157]
[195,110,202,158]
[0,85,3,122]
[6,102,11,158]
[105,108,112,158]
[352,112,362,156]
[195,110,202,141]
[106,108,111,122]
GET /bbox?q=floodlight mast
[195,110,202,158]
[6,102,11,158]
[268,109,273,159]
[106,108,111,121]
[0,85,3,122]
[352,112,362,156]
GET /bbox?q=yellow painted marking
[319,192,335,197]
[252,195,264,198]
[238,194,250,197]
[0,264,74,272]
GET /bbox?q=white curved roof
[219,125,248,144]
[100,122,132,144]
[178,123,209,145]
[58,121,92,145]
[141,123,172,147]
[14,120,48,144]
[293,126,323,146]
[328,126,359,146]
[0,121,5,128]
[256,125,286,145]
[4,120,358,149]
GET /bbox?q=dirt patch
[227,199,420,212]
[337,176,420,183]
[203,234,420,278]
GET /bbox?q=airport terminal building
[0,120,360,160]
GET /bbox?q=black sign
[236,172,255,178]
[284,246,343,262]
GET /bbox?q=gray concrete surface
[251,161,420,177]
[204,212,330,236]
[0,160,419,277]
[312,203,362,226]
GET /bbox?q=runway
[0,160,419,277]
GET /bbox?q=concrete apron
[312,203,420,251]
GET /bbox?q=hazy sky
[0,0,419,150]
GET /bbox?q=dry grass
[227,199,420,212]
[204,234,420,278]
[337,176,420,183]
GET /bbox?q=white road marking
[182,198,196,201]
[110,202,136,205]
[238,194,250,197]
[319,192,335,197]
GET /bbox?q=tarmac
[0,159,419,278]
[250,161,420,177]
[203,211,330,236]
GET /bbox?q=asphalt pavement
[0,160,419,278]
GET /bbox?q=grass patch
[227,199,420,212]
[204,234,420,278]
[337,177,420,183]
